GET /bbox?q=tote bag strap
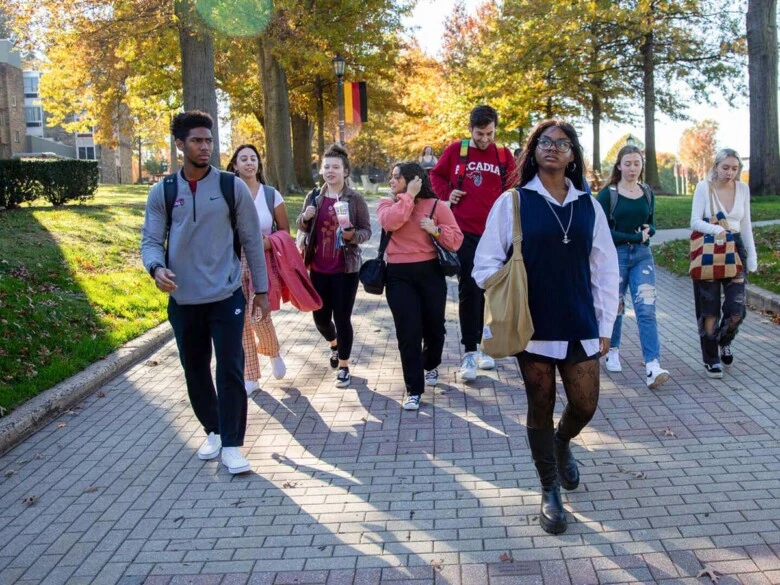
[707,183,729,231]
[512,189,523,261]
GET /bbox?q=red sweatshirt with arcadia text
[429,140,516,236]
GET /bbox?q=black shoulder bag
[359,230,392,295]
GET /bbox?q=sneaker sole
[648,372,670,390]
[460,371,477,382]
[403,403,420,411]
[334,380,351,388]
[224,464,251,474]
[198,450,220,461]
[706,371,724,379]
[478,363,495,370]
[425,380,438,387]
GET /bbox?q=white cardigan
[690,180,757,272]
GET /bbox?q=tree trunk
[315,76,325,162]
[292,112,314,188]
[747,0,780,195]
[137,136,142,182]
[175,0,221,168]
[641,30,661,190]
[591,92,602,174]
[169,131,179,174]
[256,36,298,194]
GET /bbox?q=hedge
[0,159,99,209]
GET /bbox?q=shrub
[0,159,99,208]
[0,159,41,209]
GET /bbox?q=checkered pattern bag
[689,184,743,280]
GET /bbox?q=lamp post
[333,54,346,145]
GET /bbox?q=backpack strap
[495,143,508,190]
[218,171,241,259]
[638,182,652,210]
[162,172,178,265]
[455,138,470,190]
[608,184,619,224]
[262,184,277,233]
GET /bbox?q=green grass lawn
[0,183,309,415]
[653,195,780,230]
[654,225,780,295]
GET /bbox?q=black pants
[457,232,485,352]
[310,270,360,361]
[693,234,748,365]
[386,259,447,396]
[167,287,247,447]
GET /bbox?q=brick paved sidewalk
[1,201,779,585]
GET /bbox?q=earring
[568,161,576,172]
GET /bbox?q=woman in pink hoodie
[377,162,464,410]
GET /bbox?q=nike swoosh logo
[209,196,221,200]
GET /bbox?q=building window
[14,131,20,143]
[25,106,42,127]
[78,146,96,160]
[23,76,39,98]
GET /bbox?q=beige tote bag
[481,190,534,358]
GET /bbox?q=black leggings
[517,343,600,437]
[310,270,359,361]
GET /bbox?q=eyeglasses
[537,137,573,153]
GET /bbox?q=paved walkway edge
[0,320,173,456]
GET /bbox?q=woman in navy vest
[473,120,619,535]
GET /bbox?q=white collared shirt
[473,175,619,359]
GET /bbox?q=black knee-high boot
[527,427,567,534]
[554,423,580,491]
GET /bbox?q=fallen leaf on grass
[499,552,514,563]
[56,422,66,429]
[22,495,37,506]
[83,486,99,494]
[697,565,722,583]
[430,559,444,572]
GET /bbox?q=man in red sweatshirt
[429,105,516,381]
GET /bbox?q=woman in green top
[596,145,670,389]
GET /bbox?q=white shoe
[425,368,439,387]
[197,432,221,460]
[244,380,259,396]
[402,395,421,410]
[605,348,622,372]
[460,352,477,381]
[271,355,286,380]
[476,350,495,370]
[221,447,251,474]
[646,360,670,389]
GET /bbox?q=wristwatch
[433,227,441,238]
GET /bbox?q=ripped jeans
[610,244,661,363]
[693,234,748,365]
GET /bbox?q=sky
[403,0,752,162]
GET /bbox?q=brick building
[0,39,25,159]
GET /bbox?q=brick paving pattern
[1,203,779,584]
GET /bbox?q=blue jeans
[610,244,661,363]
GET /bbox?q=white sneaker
[605,348,622,372]
[271,355,286,380]
[221,447,251,474]
[460,352,477,381]
[425,368,439,387]
[197,432,221,460]
[244,380,259,396]
[403,395,421,410]
[646,360,670,389]
[477,350,495,370]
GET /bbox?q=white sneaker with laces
[271,355,286,380]
[244,380,259,396]
[425,368,439,387]
[334,367,351,388]
[476,350,495,370]
[221,447,251,474]
[460,352,477,381]
[645,360,670,389]
[605,348,622,373]
[403,395,421,410]
[197,432,221,460]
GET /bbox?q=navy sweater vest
[519,188,599,341]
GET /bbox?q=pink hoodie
[377,194,463,264]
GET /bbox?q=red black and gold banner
[344,81,368,124]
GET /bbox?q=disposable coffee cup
[334,201,351,229]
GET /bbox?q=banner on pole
[344,82,368,124]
